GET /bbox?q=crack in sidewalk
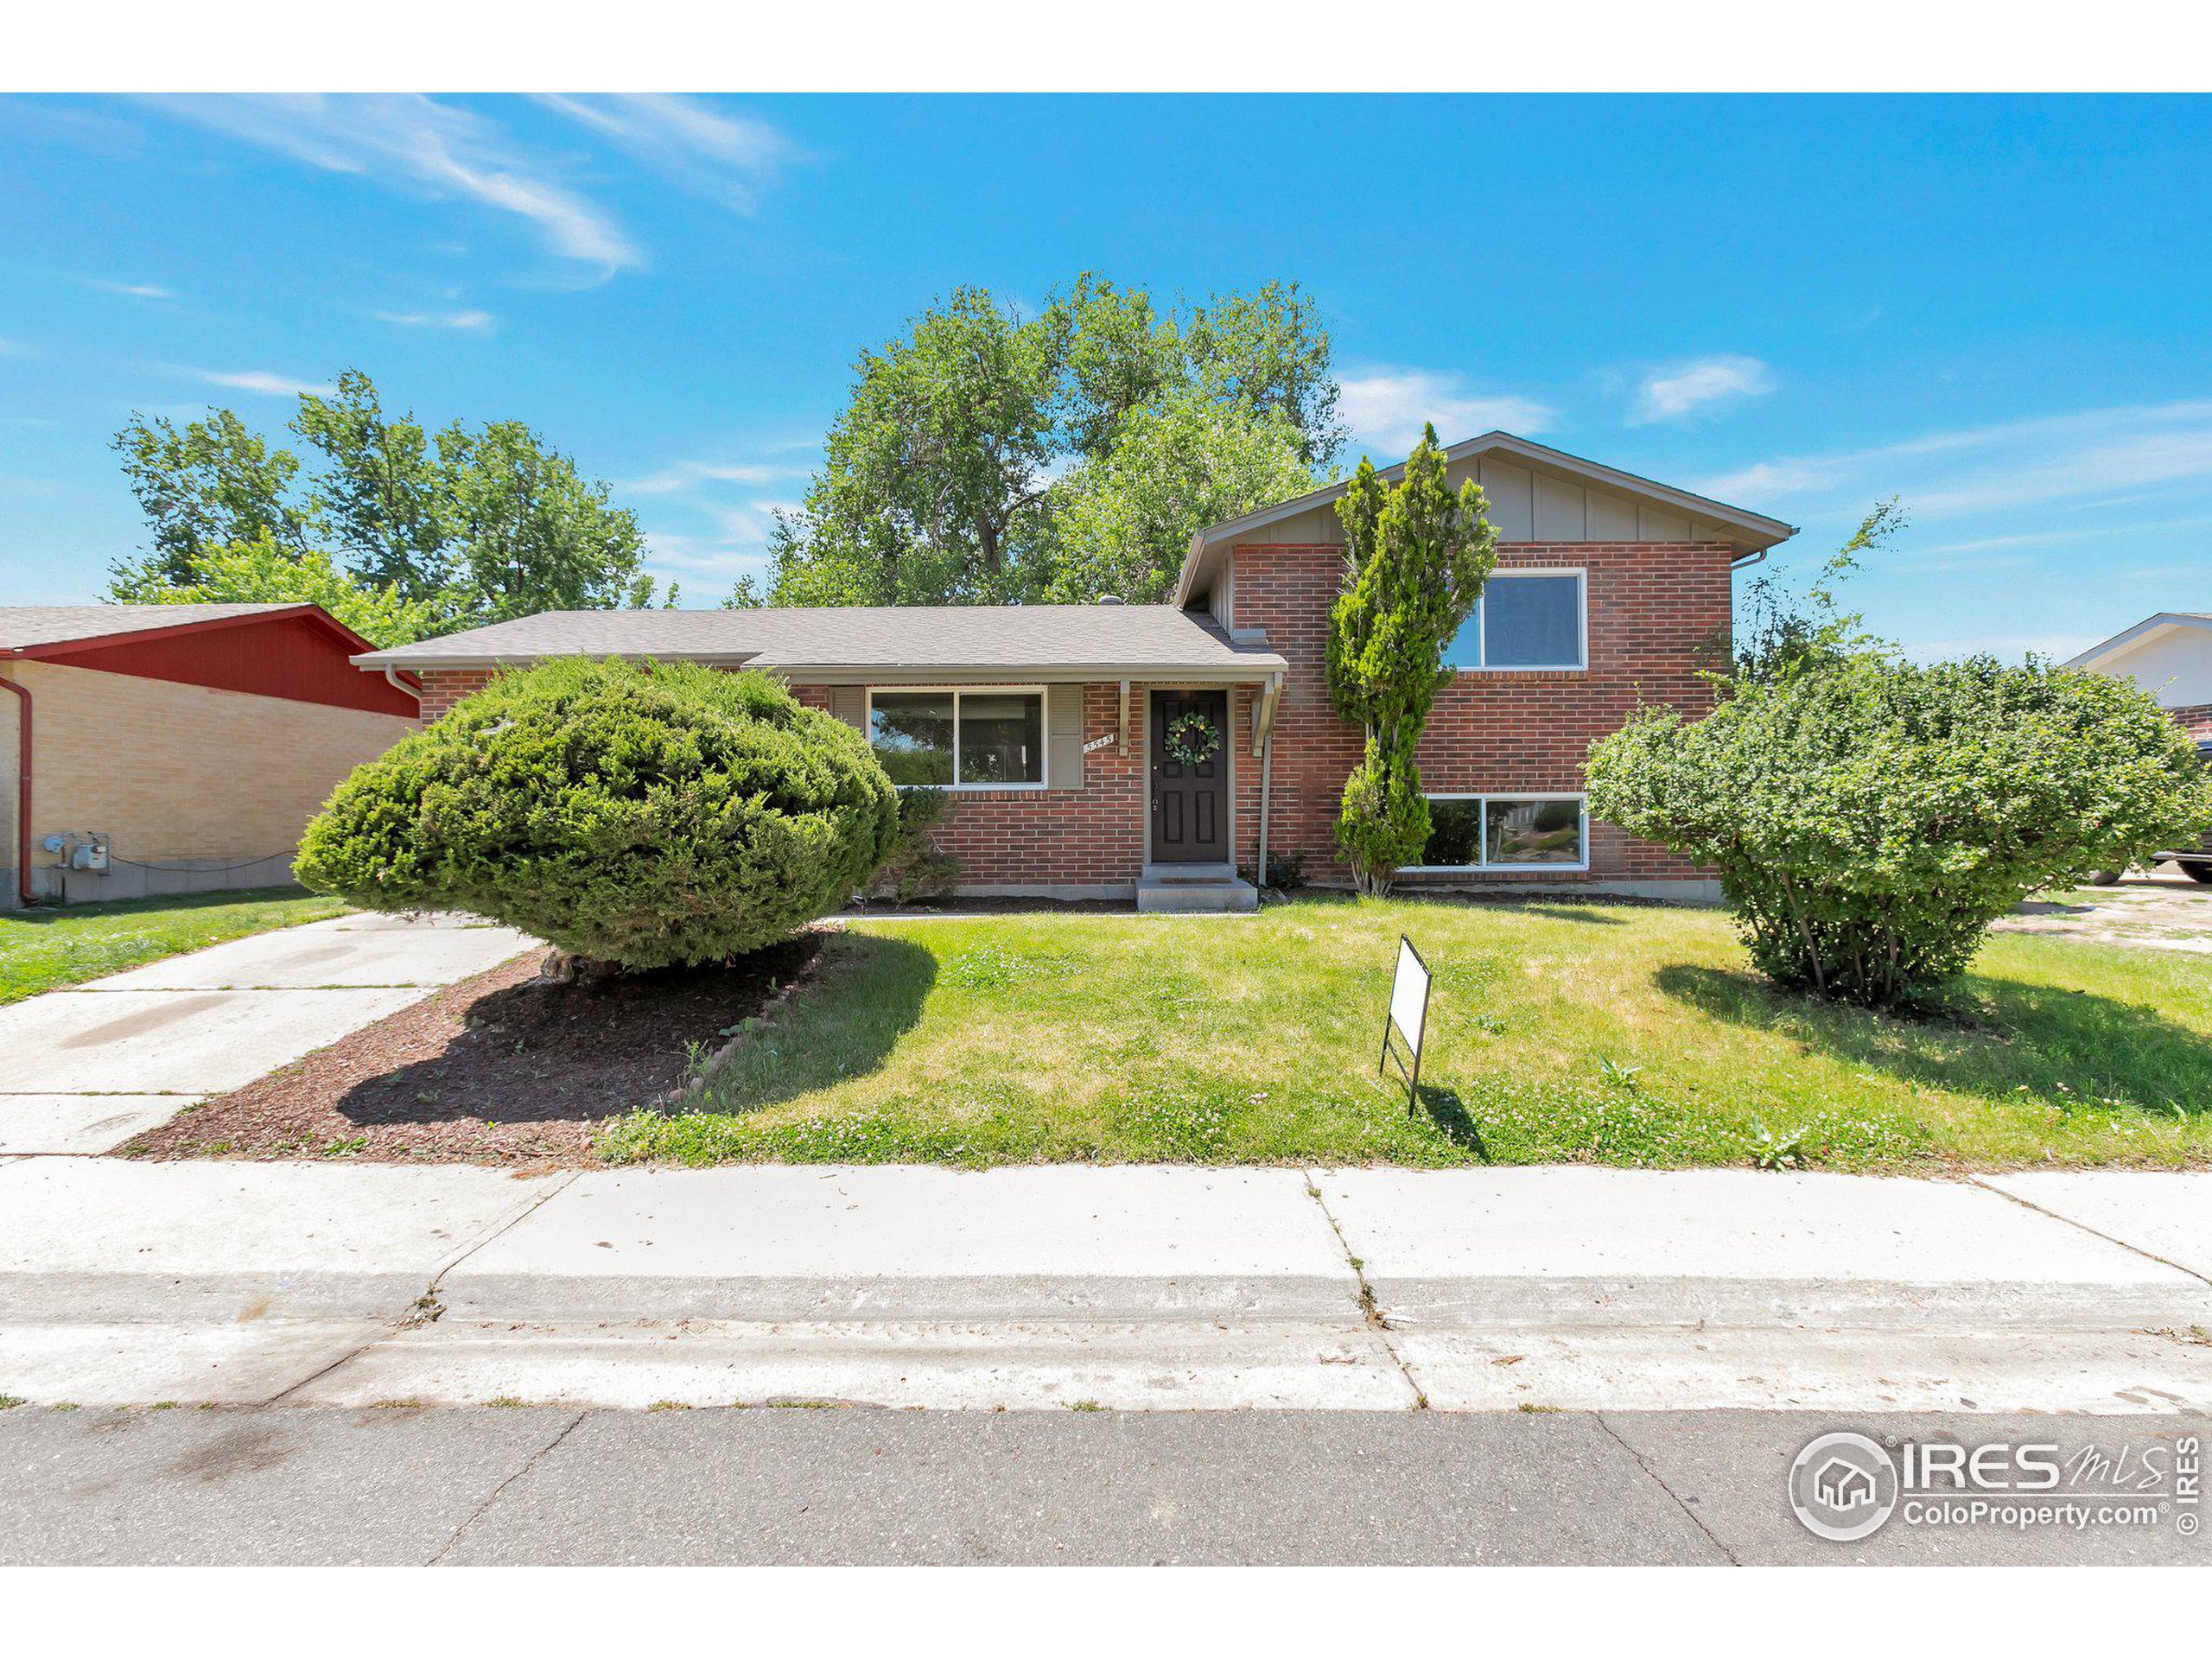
[428,1409,588,1565]
[1594,1412,1741,1566]
[1967,1177,2212,1291]
[261,1170,583,1407]
[1300,1166,1428,1410]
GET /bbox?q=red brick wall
[413,668,496,721]
[2171,702,2212,741]
[1230,541,1730,887]
[873,682,1260,890]
[388,543,1731,896]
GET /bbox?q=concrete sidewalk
[3,1160,2208,1414]
[0,912,537,1154]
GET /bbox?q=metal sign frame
[1379,933,1432,1113]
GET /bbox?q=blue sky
[3,92,2209,658]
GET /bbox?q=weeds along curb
[647,921,843,1112]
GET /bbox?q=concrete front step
[1137,875,1259,913]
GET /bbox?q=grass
[600,895,2212,1173]
[0,887,347,1004]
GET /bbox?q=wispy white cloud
[1337,367,1555,458]
[620,457,809,496]
[143,94,640,279]
[373,308,496,332]
[1632,355,1776,424]
[1907,632,2101,664]
[643,536,774,576]
[89,278,173,301]
[536,94,797,214]
[1703,399,2212,519]
[188,367,333,398]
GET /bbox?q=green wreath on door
[1164,710,1221,768]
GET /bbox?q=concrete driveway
[0,912,538,1154]
[1999,868,2212,954]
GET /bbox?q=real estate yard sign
[1380,935,1431,1112]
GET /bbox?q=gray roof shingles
[353,604,1287,677]
[0,603,308,652]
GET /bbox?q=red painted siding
[37,613,418,716]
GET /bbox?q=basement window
[1403,795,1587,871]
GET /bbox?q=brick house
[353,432,1794,910]
[1,604,421,907]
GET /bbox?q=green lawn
[0,887,349,1004]
[602,896,2212,1172]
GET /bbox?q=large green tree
[108,371,658,630]
[111,408,315,585]
[292,369,469,601]
[1325,427,1499,895]
[109,530,444,649]
[1039,385,1317,604]
[447,421,653,623]
[754,275,1343,607]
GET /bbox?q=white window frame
[1450,568,1587,672]
[864,684,1050,791]
[1400,792,1590,874]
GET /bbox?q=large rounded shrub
[296,658,899,969]
[1586,653,2212,1007]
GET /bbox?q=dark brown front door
[1150,689,1230,864]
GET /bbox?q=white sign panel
[1389,937,1430,1052]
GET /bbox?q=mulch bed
[127,933,825,1166]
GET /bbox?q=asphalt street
[2,1406,2202,1566]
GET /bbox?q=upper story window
[868,688,1045,788]
[1444,569,1586,671]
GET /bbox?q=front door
[1149,689,1230,864]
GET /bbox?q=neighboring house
[2068,610,2212,883]
[1,604,421,908]
[2066,612,2212,741]
[353,431,1794,911]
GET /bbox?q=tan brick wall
[1,660,415,867]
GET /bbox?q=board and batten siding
[1230,455,1748,550]
[817,681,1084,790]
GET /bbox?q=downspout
[0,664,32,907]
[1254,671,1281,893]
[1257,734,1274,894]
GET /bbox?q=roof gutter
[1,661,33,906]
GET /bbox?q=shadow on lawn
[1657,962,2212,1115]
[690,933,938,1115]
[1414,1083,1493,1160]
[1518,905,1630,927]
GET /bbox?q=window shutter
[1046,683,1084,790]
[827,686,866,732]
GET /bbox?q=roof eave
[12,603,351,660]
[2064,613,2212,671]
[351,650,1288,681]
